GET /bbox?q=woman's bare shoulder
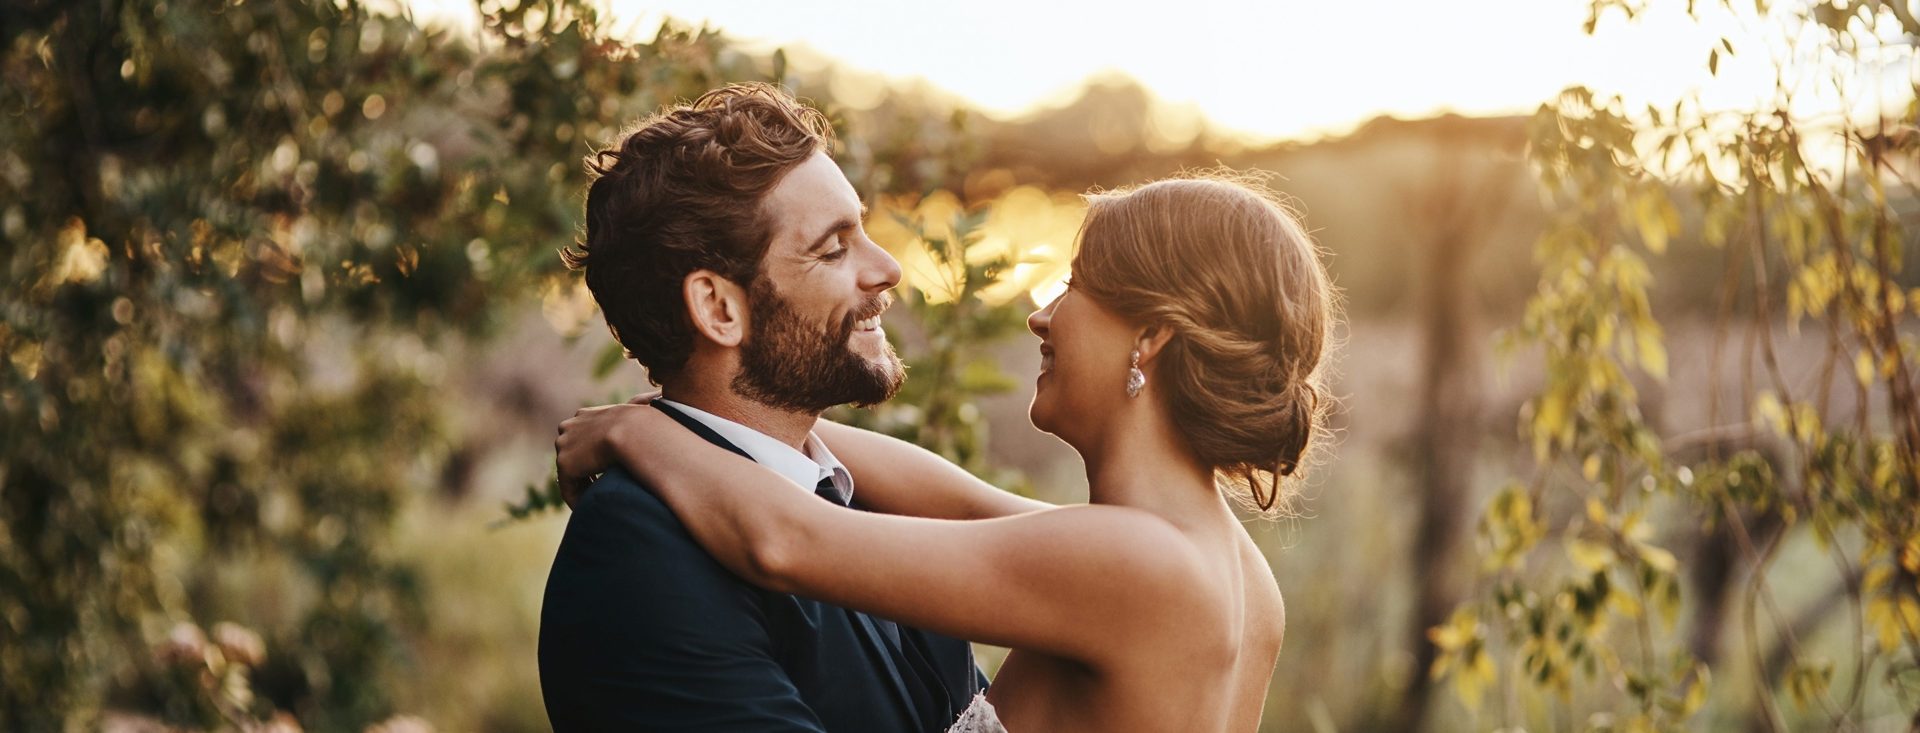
[1024,505,1223,609]
[1237,534,1286,651]
[1027,505,1210,567]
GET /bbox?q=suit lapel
[649,401,934,726]
[849,610,925,725]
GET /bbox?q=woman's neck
[1077,401,1227,527]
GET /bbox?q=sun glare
[404,0,1907,144]
[575,0,1892,142]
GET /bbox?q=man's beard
[733,277,904,414]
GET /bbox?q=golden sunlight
[866,186,1084,307]
[575,0,1858,141]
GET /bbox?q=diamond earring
[1126,350,1146,397]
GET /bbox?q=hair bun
[1272,379,1323,478]
[1070,174,1339,517]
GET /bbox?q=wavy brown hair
[1071,173,1340,517]
[562,82,834,382]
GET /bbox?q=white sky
[410,0,1905,142]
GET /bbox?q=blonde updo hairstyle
[1070,173,1338,517]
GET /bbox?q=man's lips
[849,293,894,333]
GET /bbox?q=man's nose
[861,236,902,292]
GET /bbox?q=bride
[555,175,1338,732]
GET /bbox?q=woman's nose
[1027,296,1056,337]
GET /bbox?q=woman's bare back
[979,521,1284,732]
[1226,532,1285,732]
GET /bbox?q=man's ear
[1134,324,1173,368]
[684,270,750,347]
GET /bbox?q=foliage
[1433,2,1920,730]
[2,0,1016,726]
[144,620,295,730]
[0,0,983,728]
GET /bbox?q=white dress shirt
[656,399,855,504]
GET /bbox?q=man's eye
[821,246,850,261]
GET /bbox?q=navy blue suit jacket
[539,403,984,732]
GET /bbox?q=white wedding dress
[947,692,1008,733]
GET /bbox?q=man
[538,83,984,732]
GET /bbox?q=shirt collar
[656,399,854,504]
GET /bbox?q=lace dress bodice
[947,692,1008,733]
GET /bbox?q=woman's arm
[555,404,1205,666]
[813,420,1052,520]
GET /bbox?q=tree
[1390,122,1532,733]
[1433,1,1920,730]
[0,0,987,728]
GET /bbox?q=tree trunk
[1393,226,1484,732]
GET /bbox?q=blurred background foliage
[1426,3,1920,731]
[2,0,1916,730]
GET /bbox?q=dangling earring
[1126,349,1146,398]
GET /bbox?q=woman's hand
[554,393,661,507]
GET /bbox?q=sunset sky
[405,0,1892,142]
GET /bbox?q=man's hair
[563,82,835,382]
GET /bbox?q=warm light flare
[867,186,1085,307]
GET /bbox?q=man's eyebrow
[804,219,852,253]
[804,204,868,253]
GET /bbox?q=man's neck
[659,384,818,451]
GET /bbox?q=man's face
[732,151,905,413]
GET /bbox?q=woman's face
[1026,275,1138,443]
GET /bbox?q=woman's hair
[1071,172,1340,518]
[563,82,833,382]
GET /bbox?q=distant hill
[969,75,1528,192]
[947,75,1543,317]
[800,62,1764,318]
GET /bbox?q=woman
[555,175,1338,732]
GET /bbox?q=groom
[538,83,984,731]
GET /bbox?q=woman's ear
[684,270,750,347]
[1134,324,1173,367]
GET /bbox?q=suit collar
[653,399,854,503]
[650,401,753,460]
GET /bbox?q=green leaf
[493,479,568,527]
[1754,391,1787,435]
[1637,543,1678,574]
[592,340,626,380]
[1567,538,1617,572]
[957,359,1018,394]
[1635,328,1668,380]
